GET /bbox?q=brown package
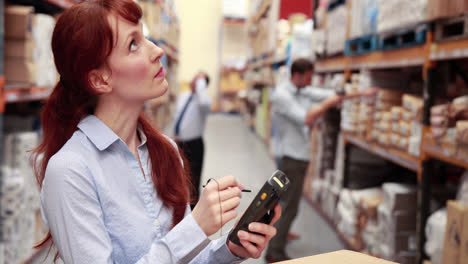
[456,121,468,144]
[4,39,35,59]
[5,58,36,84]
[442,200,468,264]
[5,6,34,39]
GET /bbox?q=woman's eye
[129,40,138,51]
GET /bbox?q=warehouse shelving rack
[312,22,468,263]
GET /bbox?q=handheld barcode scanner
[228,170,290,246]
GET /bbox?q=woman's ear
[88,69,112,94]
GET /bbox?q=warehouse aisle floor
[31,113,345,264]
[202,114,345,263]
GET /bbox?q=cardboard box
[442,200,468,264]
[5,58,36,84]
[277,250,396,263]
[456,121,468,144]
[5,6,34,39]
[4,39,34,58]
[428,0,468,21]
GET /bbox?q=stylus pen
[202,185,252,192]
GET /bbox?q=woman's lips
[155,68,164,78]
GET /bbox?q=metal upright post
[418,60,436,263]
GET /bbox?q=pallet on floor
[379,24,427,51]
[435,13,468,42]
[345,35,379,56]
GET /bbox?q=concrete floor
[30,113,344,263]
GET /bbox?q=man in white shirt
[266,59,375,262]
[173,71,212,209]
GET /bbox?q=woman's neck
[94,100,143,153]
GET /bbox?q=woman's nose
[148,39,164,63]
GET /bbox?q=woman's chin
[152,80,169,98]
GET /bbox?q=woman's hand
[191,176,242,236]
[227,204,282,259]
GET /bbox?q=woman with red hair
[33,1,280,263]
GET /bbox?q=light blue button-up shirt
[40,115,243,264]
[271,81,335,161]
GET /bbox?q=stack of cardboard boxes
[429,95,468,160]
[370,89,402,145]
[340,78,362,134]
[5,6,57,88]
[5,6,36,85]
[376,183,418,264]
[341,72,377,139]
[1,115,44,263]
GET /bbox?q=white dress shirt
[173,79,212,141]
[271,81,335,161]
[40,115,243,264]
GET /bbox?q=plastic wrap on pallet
[377,0,427,33]
[326,5,347,55]
[33,14,57,87]
[1,130,42,263]
[349,0,379,39]
[336,188,383,241]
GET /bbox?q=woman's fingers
[206,175,239,191]
[248,222,277,238]
[221,196,241,213]
[219,187,241,201]
[270,204,282,226]
[239,239,261,258]
[222,209,238,225]
[238,230,267,246]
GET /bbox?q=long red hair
[33,0,190,254]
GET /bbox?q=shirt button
[153,219,159,227]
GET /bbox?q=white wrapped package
[32,14,57,87]
[377,0,427,33]
[337,188,382,222]
[425,208,447,264]
[409,135,421,157]
[311,178,325,202]
[452,95,468,112]
[349,0,379,38]
[362,219,380,248]
[326,5,347,54]
[337,217,357,239]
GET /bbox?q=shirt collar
[78,115,119,151]
[77,115,147,151]
[286,81,300,94]
[137,124,147,147]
